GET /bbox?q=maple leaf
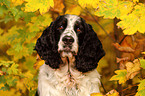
[138,79,145,91]
[117,3,145,35]
[125,59,140,79]
[24,0,54,14]
[110,70,127,84]
[136,79,145,96]
[95,1,133,19]
[136,90,145,96]
[139,59,145,69]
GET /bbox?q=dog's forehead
[65,15,81,24]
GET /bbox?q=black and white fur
[35,14,105,96]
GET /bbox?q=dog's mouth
[58,45,77,57]
[63,45,72,52]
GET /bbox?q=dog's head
[35,14,105,72]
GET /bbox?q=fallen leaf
[116,57,129,63]
[106,89,119,96]
[113,43,135,53]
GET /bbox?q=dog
[35,14,105,96]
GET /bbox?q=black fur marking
[75,18,105,73]
[34,16,66,69]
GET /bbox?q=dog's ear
[35,18,62,69]
[75,19,105,73]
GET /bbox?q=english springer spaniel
[35,14,105,96]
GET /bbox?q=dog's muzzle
[62,36,74,52]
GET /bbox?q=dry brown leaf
[113,43,135,53]
[0,70,6,76]
[51,0,64,13]
[105,89,119,96]
[116,57,129,63]
[125,59,140,79]
[119,62,126,70]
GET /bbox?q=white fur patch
[38,64,101,96]
[58,15,80,56]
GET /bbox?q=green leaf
[110,70,127,84]
[0,75,6,84]
[0,61,14,67]
[4,15,13,23]
[7,78,18,86]
[13,43,23,52]
[24,12,35,23]
[26,43,35,55]
[139,59,145,69]
[136,79,145,96]
[7,63,19,75]
[136,89,145,96]
[0,0,10,8]
[138,79,145,91]
[0,84,10,91]
[0,5,7,16]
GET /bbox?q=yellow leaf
[141,52,145,54]
[10,0,24,6]
[77,0,99,8]
[133,0,139,3]
[65,6,82,16]
[91,93,103,96]
[24,0,54,14]
[16,80,26,93]
[117,4,145,35]
[34,59,44,70]
[110,70,127,84]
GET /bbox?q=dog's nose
[62,36,74,45]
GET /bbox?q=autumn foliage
[0,0,145,96]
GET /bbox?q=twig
[121,84,138,92]
[101,81,107,93]
[84,8,116,42]
[119,35,127,45]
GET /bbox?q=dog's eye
[58,26,64,30]
[77,28,81,32]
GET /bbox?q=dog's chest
[38,64,100,96]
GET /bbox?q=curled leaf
[113,43,135,53]
[116,57,129,63]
